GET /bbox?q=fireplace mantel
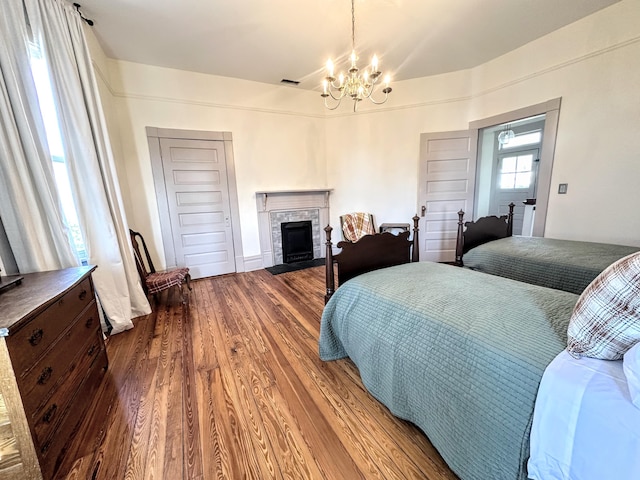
[255,189,332,267]
[256,189,332,212]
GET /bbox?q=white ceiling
[77,0,620,90]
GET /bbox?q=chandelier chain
[351,0,356,51]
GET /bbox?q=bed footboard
[325,215,419,303]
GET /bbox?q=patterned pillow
[567,251,640,360]
[624,341,640,408]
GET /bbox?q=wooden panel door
[418,130,478,262]
[159,138,235,279]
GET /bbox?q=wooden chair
[129,229,192,303]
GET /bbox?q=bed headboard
[324,216,420,303]
[455,203,514,266]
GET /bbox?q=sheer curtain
[0,0,150,334]
[23,0,151,333]
[0,1,79,272]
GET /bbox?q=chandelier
[321,0,392,112]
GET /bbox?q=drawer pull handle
[37,366,53,385]
[41,439,52,454]
[85,316,94,328]
[87,344,97,356]
[43,403,58,423]
[79,289,88,301]
[28,329,44,346]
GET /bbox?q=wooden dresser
[0,267,108,480]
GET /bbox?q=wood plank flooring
[58,267,458,480]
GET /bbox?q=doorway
[417,98,561,262]
[477,116,545,235]
[146,128,245,278]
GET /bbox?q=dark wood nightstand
[379,223,410,234]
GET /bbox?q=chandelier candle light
[321,0,392,112]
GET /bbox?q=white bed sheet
[528,350,640,480]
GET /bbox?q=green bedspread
[463,236,638,294]
[319,262,578,480]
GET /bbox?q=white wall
[88,55,326,269]
[468,0,640,245]
[475,127,497,218]
[91,0,640,271]
[326,0,640,247]
[324,72,471,234]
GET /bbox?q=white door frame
[469,97,561,237]
[146,127,246,272]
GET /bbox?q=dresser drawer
[31,329,104,447]
[7,276,93,372]
[0,267,106,479]
[39,349,108,480]
[17,301,100,411]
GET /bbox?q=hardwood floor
[58,267,458,480]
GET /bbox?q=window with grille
[498,153,535,190]
[29,43,88,264]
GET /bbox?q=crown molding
[91,34,640,119]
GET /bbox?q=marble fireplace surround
[256,189,332,268]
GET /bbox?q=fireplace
[281,221,313,263]
[255,189,331,268]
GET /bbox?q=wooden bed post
[411,215,420,262]
[455,210,465,266]
[324,225,335,304]
[507,203,515,237]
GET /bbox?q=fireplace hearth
[281,221,313,263]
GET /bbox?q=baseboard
[243,255,264,272]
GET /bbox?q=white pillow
[624,341,640,408]
[567,251,640,360]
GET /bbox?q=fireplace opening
[281,221,313,263]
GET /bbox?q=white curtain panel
[0,1,79,273]
[25,0,151,333]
